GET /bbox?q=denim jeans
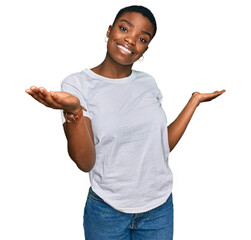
[83,187,173,240]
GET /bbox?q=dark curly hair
[112,5,157,39]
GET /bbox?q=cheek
[137,45,148,56]
[107,40,117,56]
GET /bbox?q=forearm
[64,119,96,172]
[167,94,200,152]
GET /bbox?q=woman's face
[106,11,154,66]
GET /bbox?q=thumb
[81,105,87,111]
[50,91,62,104]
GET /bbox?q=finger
[49,91,66,109]
[206,90,225,101]
[26,87,62,109]
[32,86,51,105]
[40,90,62,109]
[38,87,48,97]
[30,86,48,100]
[25,89,32,94]
[26,87,42,99]
[219,89,226,94]
[81,105,87,111]
[215,89,225,93]
[50,91,62,103]
[36,87,47,99]
[30,86,39,93]
[26,88,51,107]
[38,87,58,103]
[213,89,226,97]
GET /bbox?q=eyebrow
[120,19,152,39]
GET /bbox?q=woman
[26,5,225,240]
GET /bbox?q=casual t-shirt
[61,69,173,214]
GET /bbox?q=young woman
[25,5,225,240]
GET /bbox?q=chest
[89,83,167,141]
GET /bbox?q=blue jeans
[83,187,173,240]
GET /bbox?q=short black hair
[112,5,157,39]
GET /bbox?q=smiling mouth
[117,44,134,54]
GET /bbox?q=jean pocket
[88,187,104,202]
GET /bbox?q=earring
[138,55,144,62]
[104,36,108,42]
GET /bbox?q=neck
[91,52,133,79]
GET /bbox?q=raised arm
[25,86,96,172]
[167,90,226,152]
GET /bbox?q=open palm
[25,86,87,114]
[193,90,226,105]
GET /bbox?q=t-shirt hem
[91,185,172,214]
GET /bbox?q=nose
[124,36,136,46]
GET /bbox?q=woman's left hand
[192,90,226,106]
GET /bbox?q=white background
[1,0,250,239]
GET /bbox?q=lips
[116,43,135,55]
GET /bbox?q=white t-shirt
[61,69,173,213]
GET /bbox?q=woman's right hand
[25,86,87,115]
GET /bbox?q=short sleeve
[60,73,91,124]
[147,73,163,105]
[156,88,163,103]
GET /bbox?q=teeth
[118,45,132,54]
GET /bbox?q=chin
[109,54,135,66]
[116,60,134,66]
[107,46,139,66]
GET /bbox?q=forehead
[115,11,154,35]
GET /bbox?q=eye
[119,26,127,32]
[139,37,147,43]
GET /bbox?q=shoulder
[133,70,158,87]
[61,71,86,86]
[61,70,93,93]
[60,70,92,97]
[133,70,155,79]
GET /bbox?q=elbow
[76,165,93,173]
[71,152,96,173]
[168,139,176,153]
[76,158,95,172]
[168,142,174,153]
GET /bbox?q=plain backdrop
[1,0,250,239]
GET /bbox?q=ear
[106,25,113,38]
